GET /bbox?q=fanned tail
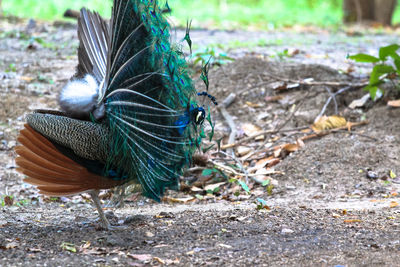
[101,0,203,201]
[15,125,123,196]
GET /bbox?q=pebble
[281,228,294,234]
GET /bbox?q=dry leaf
[236,146,251,157]
[127,254,152,261]
[204,182,226,192]
[312,115,347,132]
[390,201,398,208]
[250,157,275,172]
[245,102,263,108]
[344,219,361,223]
[20,76,34,82]
[349,94,370,109]
[4,196,13,206]
[153,257,165,264]
[190,186,203,192]
[164,196,194,204]
[388,99,400,107]
[282,143,299,153]
[241,123,261,136]
[218,243,233,249]
[5,242,18,249]
[265,95,284,102]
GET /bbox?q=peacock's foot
[88,190,127,230]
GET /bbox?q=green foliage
[2,0,347,29]
[192,47,234,66]
[349,44,400,100]
[5,63,16,72]
[256,198,268,210]
[229,178,250,194]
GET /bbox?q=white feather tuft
[59,74,101,119]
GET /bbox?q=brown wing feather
[15,124,123,196]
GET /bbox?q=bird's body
[15,0,206,229]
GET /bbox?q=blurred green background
[2,0,400,29]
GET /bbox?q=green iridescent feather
[102,0,203,201]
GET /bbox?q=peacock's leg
[89,190,111,229]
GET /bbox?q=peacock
[15,0,210,229]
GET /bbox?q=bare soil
[1,18,400,266]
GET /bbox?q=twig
[244,121,369,161]
[315,86,352,121]
[260,72,369,88]
[237,71,368,95]
[211,150,249,183]
[211,161,282,178]
[300,120,369,141]
[221,126,308,150]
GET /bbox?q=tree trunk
[343,0,397,25]
[374,0,397,25]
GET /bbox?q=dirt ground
[1,18,400,266]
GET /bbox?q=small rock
[145,231,154,238]
[281,228,294,234]
[366,171,378,180]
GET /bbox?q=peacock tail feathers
[100,0,204,200]
[20,0,209,202]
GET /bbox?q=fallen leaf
[349,94,370,109]
[236,146,251,157]
[245,101,263,108]
[60,242,76,253]
[5,242,18,249]
[190,186,203,192]
[344,219,361,223]
[165,258,180,265]
[145,231,154,238]
[218,243,233,249]
[153,257,165,264]
[20,76,34,82]
[249,156,275,172]
[241,123,262,137]
[282,143,299,153]
[4,196,13,206]
[312,115,347,132]
[269,82,287,91]
[127,254,152,261]
[204,182,226,192]
[390,201,398,208]
[388,99,400,107]
[265,95,284,102]
[164,196,194,204]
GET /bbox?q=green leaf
[206,107,214,141]
[202,144,215,153]
[202,169,214,176]
[364,85,383,101]
[257,198,268,206]
[369,64,395,85]
[348,53,380,63]
[262,179,270,186]
[237,180,250,193]
[60,242,76,253]
[379,44,400,61]
[394,59,400,74]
